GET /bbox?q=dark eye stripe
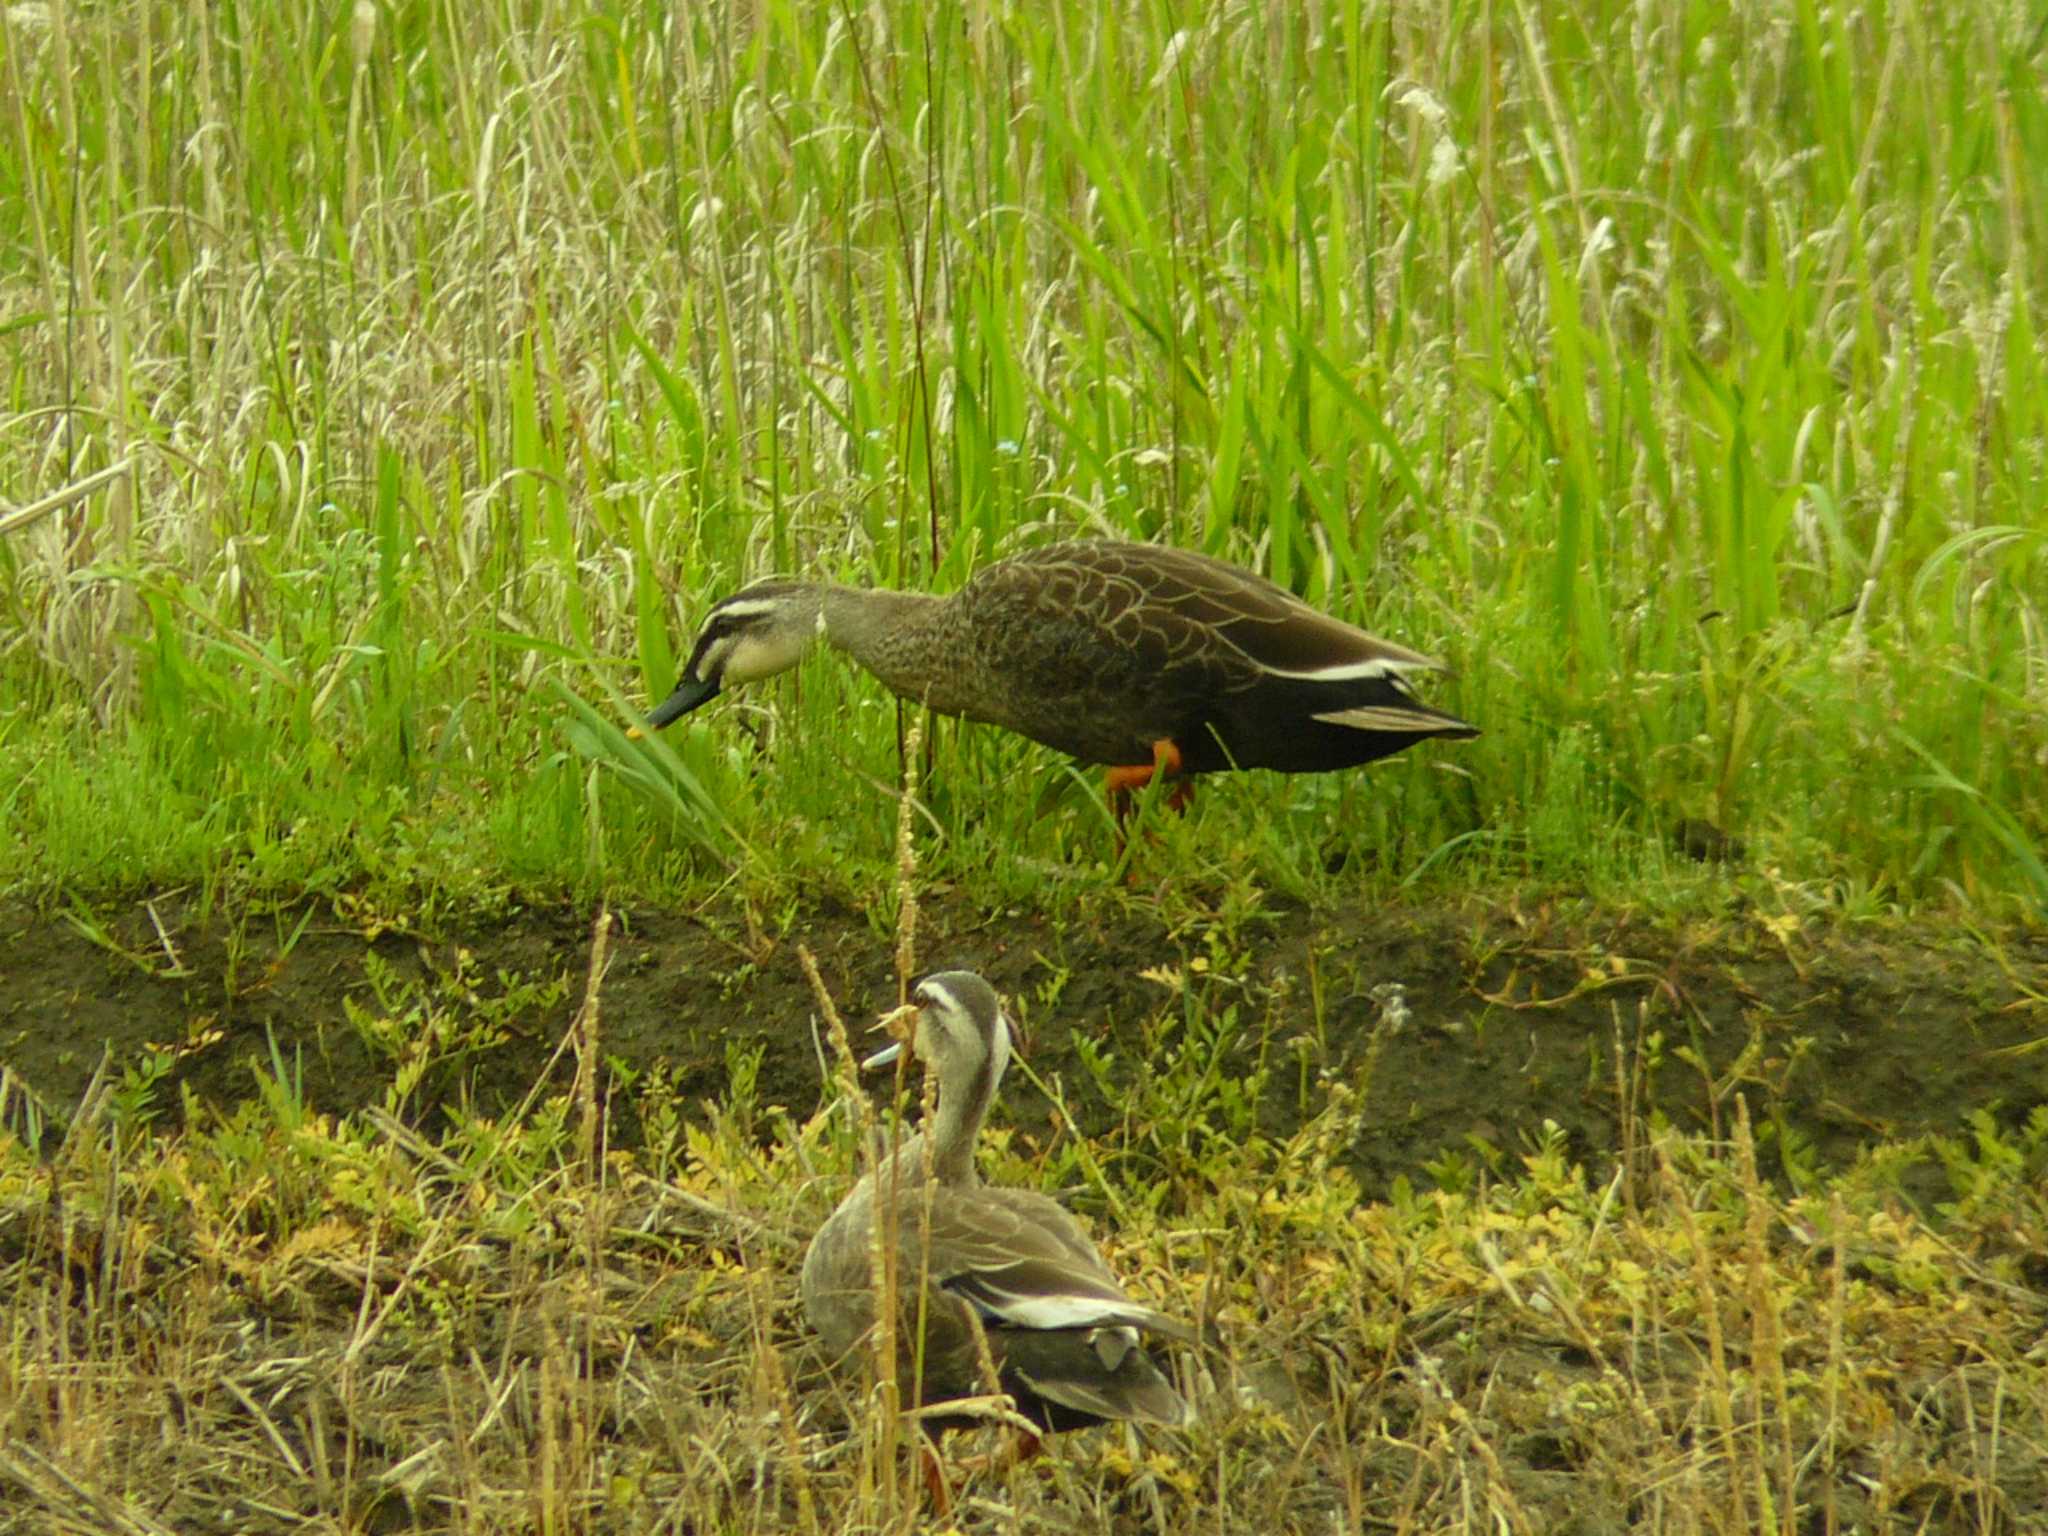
[684,629,728,674]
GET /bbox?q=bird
[801,970,1191,1468]
[637,539,1477,806]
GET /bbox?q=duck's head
[863,970,1015,1091]
[643,580,824,729]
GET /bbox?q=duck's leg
[951,1425,1045,1485]
[918,1438,955,1516]
[1104,738,1189,821]
[994,1426,1045,1471]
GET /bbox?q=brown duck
[642,539,1476,800]
[801,971,1191,1440]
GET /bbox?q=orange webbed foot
[1104,739,1188,822]
[1106,740,1193,877]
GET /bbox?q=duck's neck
[925,1052,998,1187]
[818,585,963,712]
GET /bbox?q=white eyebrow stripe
[711,599,782,622]
[917,978,962,1017]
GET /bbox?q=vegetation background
[1,0,2042,910]
[1,0,2045,1532]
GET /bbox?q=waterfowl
[801,970,1191,1442]
[640,540,1476,802]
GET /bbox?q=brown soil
[4,889,2044,1193]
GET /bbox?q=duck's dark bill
[645,675,719,729]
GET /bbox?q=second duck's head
[863,971,1014,1089]
[645,580,824,729]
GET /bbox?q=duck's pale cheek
[724,631,810,685]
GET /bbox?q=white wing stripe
[1313,705,1453,733]
[1260,656,1437,682]
[967,1290,1148,1331]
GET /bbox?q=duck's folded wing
[1049,542,1448,685]
[943,1258,1195,1342]
[998,1325,1194,1427]
[915,1190,1194,1343]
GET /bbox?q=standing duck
[801,970,1191,1444]
[639,540,1476,802]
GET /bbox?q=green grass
[1,0,2043,916]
